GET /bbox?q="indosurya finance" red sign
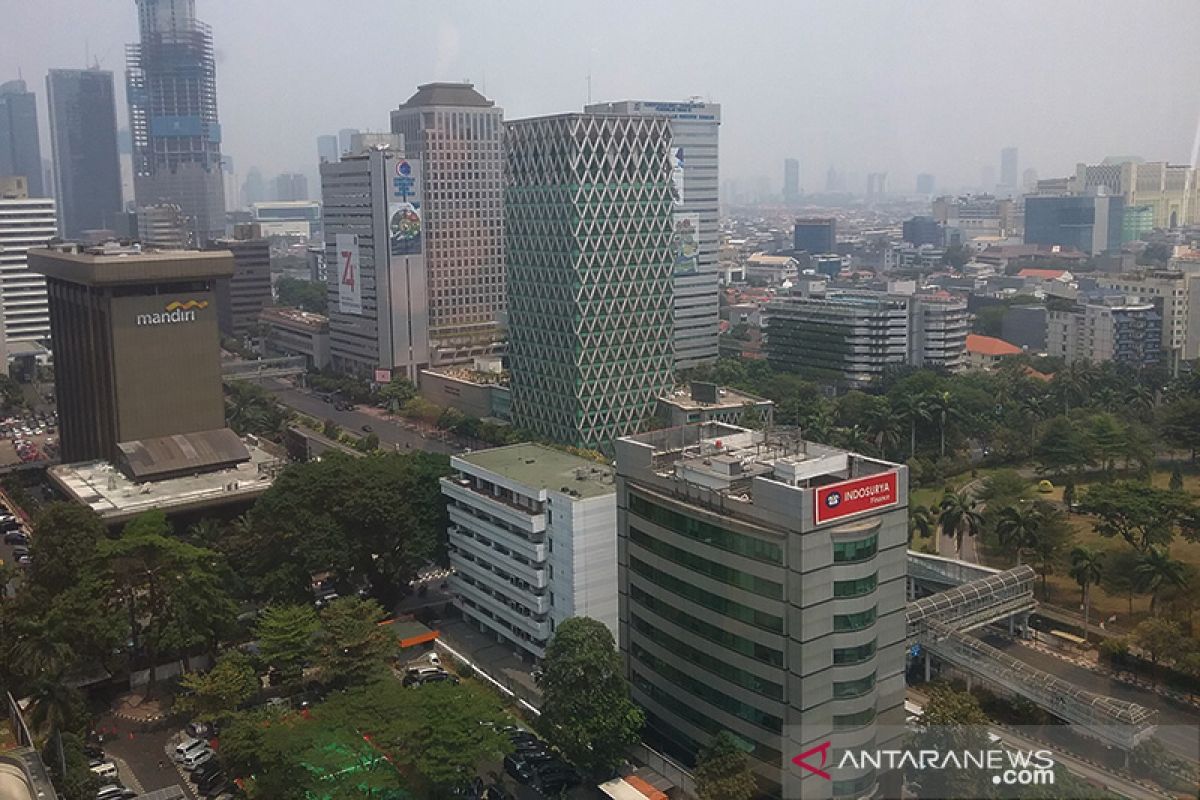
[813,472,899,525]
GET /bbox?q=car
[503,755,536,785]
[173,737,207,762]
[361,424,373,432]
[190,760,222,783]
[89,761,119,781]
[11,546,27,558]
[186,720,219,739]
[403,670,460,688]
[96,787,137,800]
[3,531,27,545]
[182,747,215,770]
[197,770,228,793]
[201,782,231,799]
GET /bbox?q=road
[979,633,1200,766]
[908,689,1169,800]
[255,378,459,456]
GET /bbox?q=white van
[181,747,214,771]
[173,737,206,762]
[89,761,119,781]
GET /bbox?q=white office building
[441,443,618,662]
[586,100,721,369]
[0,197,56,343]
[320,136,430,380]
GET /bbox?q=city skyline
[2,0,1198,196]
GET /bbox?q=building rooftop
[28,245,233,285]
[456,443,615,499]
[48,440,281,525]
[399,82,494,109]
[659,384,769,411]
[967,333,1022,357]
[1018,268,1071,280]
[261,306,329,328]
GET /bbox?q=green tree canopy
[177,651,260,721]
[535,617,644,778]
[27,503,107,597]
[315,596,394,688]
[695,731,757,800]
[275,276,328,313]
[1077,481,1196,552]
[256,604,320,684]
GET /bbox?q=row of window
[833,706,877,730]
[631,644,782,733]
[832,671,876,700]
[629,585,784,667]
[832,533,879,564]
[630,557,783,634]
[630,614,783,700]
[629,527,783,600]
[832,572,878,598]
[833,638,877,666]
[833,606,877,632]
[628,493,783,564]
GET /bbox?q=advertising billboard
[336,233,362,315]
[672,213,700,276]
[374,369,392,384]
[389,158,423,257]
[671,147,685,206]
[813,472,899,525]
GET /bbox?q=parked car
[96,786,137,800]
[173,737,207,762]
[89,761,119,781]
[190,760,222,783]
[182,748,215,770]
[186,720,219,739]
[503,755,537,785]
[3,531,28,545]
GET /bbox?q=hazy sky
[6,0,1200,195]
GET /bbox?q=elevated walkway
[221,356,307,381]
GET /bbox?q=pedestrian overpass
[221,356,307,381]
[906,552,1157,751]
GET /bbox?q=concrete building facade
[441,443,618,661]
[793,218,836,254]
[0,79,43,197]
[46,69,123,238]
[585,99,722,369]
[320,140,430,381]
[1025,194,1123,255]
[209,236,271,338]
[391,83,506,365]
[1096,269,1198,365]
[1047,299,1162,367]
[505,113,675,451]
[1076,160,1199,229]
[0,196,56,343]
[127,0,226,244]
[616,423,907,797]
[259,307,330,369]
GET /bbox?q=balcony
[448,505,547,563]
[442,479,547,535]
[448,551,551,614]
[451,576,551,639]
[448,531,548,589]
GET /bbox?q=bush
[1099,637,1129,665]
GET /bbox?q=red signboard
[813,472,899,525]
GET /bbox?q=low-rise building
[419,358,511,422]
[966,333,1022,369]
[210,237,271,339]
[908,292,969,371]
[441,443,618,662]
[1096,268,1198,366]
[259,307,331,369]
[1047,298,1162,367]
[744,252,798,286]
[656,383,774,428]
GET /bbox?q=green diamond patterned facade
[506,113,676,452]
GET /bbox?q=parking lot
[0,411,58,467]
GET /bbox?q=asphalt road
[979,633,1200,766]
[255,378,459,456]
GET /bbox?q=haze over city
[5,0,1200,192]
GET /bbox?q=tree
[1101,547,1143,617]
[1133,546,1187,615]
[354,432,380,453]
[315,597,393,688]
[25,678,86,739]
[1131,617,1185,672]
[1068,547,1104,642]
[1026,503,1074,599]
[1086,412,1128,479]
[1158,396,1200,461]
[177,651,260,721]
[995,504,1040,566]
[1077,481,1196,552]
[925,390,958,458]
[27,503,106,597]
[695,731,757,800]
[1169,463,1184,492]
[907,685,993,799]
[43,732,100,800]
[377,377,418,412]
[1034,416,1092,475]
[975,470,1033,510]
[892,393,930,458]
[908,504,935,547]
[275,276,328,313]
[535,617,644,778]
[739,403,765,430]
[937,490,983,556]
[1062,479,1076,511]
[256,604,320,684]
[99,511,238,694]
[321,418,341,439]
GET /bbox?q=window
[833,770,877,798]
[632,645,782,732]
[630,557,783,633]
[832,533,879,564]
[833,606,877,632]
[833,572,878,598]
[630,586,783,667]
[833,707,877,730]
[630,614,783,700]
[833,639,877,666]
[630,527,783,599]
[628,494,782,564]
[832,671,876,699]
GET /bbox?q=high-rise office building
[136,204,188,249]
[1024,194,1123,255]
[901,216,943,247]
[320,137,430,381]
[1022,168,1039,192]
[317,135,339,164]
[0,79,44,197]
[783,158,800,201]
[505,112,675,451]
[127,0,226,244]
[28,244,235,464]
[0,195,55,343]
[1074,159,1200,229]
[1000,146,1019,189]
[586,99,722,369]
[866,172,887,198]
[46,69,123,239]
[616,423,907,797]
[337,128,360,156]
[793,218,836,254]
[915,173,935,195]
[391,83,505,365]
[272,173,308,202]
[241,168,265,207]
[208,235,271,338]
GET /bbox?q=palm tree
[25,677,81,738]
[1124,383,1156,415]
[11,620,74,682]
[864,402,903,460]
[892,393,931,459]
[926,391,956,458]
[909,504,935,549]
[1069,547,1105,643]
[1134,546,1188,615]
[937,489,984,556]
[835,425,872,455]
[995,504,1040,566]
[1053,361,1095,414]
